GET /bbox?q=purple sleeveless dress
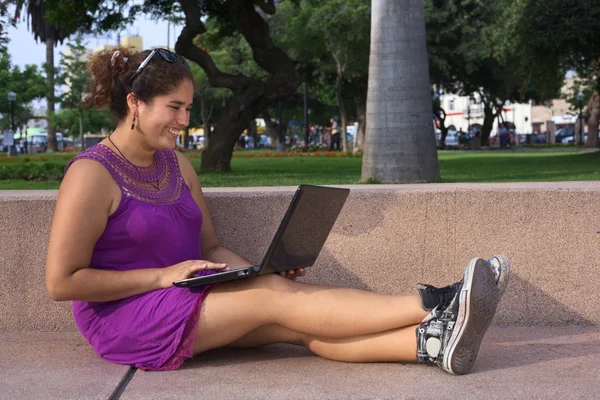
[65,144,217,371]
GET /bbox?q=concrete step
[0,332,129,400]
[2,326,599,399]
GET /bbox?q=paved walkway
[3,326,599,399]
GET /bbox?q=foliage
[55,35,93,138]
[201,17,267,80]
[425,0,563,144]
[57,36,89,110]
[0,1,19,51]
[0,49,46,130]
[518,0,600,139]
[519,0,600,90]
[0,161,65,181]
[52,107,112,136]
[40,0,134,37]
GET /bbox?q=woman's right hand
[159,260,229,288]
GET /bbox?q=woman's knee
[252,273,299,294]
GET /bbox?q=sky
[7,16,182,69]
[6,15,183,111]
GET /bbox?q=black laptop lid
[259,185,350,274]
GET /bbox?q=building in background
[93,35,143,55]
[438,93,532,135]
[531,77,582,134]
[438,76,580,139]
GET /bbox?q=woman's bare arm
[46,160,163,302]
[175,152,303,279]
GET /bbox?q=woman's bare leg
[224,323,419,363]
[193,274,428,354]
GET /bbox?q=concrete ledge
[2,182,600,332]
[0,332,130,400]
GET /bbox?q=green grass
[437,150,600,182]
[1,149,599,190]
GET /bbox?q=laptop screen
[260,185,350,273]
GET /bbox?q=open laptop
[173,184,350,288]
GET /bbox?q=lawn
[1,149,599,190]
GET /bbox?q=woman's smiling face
[135,78,194,150]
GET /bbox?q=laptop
[173,184,350,288]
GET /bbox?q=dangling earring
[131,115,136,130]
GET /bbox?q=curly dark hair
[84,47,194,126]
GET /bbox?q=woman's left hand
[279,268,306,280]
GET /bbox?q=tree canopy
[0,49,46,131]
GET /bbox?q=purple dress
[65,144,217,371]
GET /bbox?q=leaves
[0,48,46,130]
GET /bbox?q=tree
[31,0,305,169]
[53,107,111,138]
[16,0,134,152]
[57,35,91,149]
[270,0,370,152]
[361,0,439,183]
[300,0,370,152]
[170,0,301,172]
[519,0,600,147]
[0,1,18,52]
[16,0,72,152]
[188,57,231,149]
[425,0,563,147]
[0,49,46,132]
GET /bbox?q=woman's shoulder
[65,144,114,174]
[63,145,121,192]
[172,150,197,185]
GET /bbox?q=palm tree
[361,0,439,183]
[18,0,71,153]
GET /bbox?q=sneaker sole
[443,258,499,375]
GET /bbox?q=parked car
[554,127,575,143]
[562,134,588,144]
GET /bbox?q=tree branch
[253,0,276,14]
[176,0,252,92]
[229,0,299,90]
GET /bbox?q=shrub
[0,162,66,181]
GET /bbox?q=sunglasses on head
[130,48,190,85]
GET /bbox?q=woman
[45,47,510,375]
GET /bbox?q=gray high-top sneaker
[487,255,510,299]
[416,258,500,375]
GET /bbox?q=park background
[1,0,599,188]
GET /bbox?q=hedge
[0,162,66,181]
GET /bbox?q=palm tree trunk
[361,0,439,183]
[46,36,57,153]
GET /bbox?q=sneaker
[487,255,510,299]
[417,281,462,311]
[416,258,500,375]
